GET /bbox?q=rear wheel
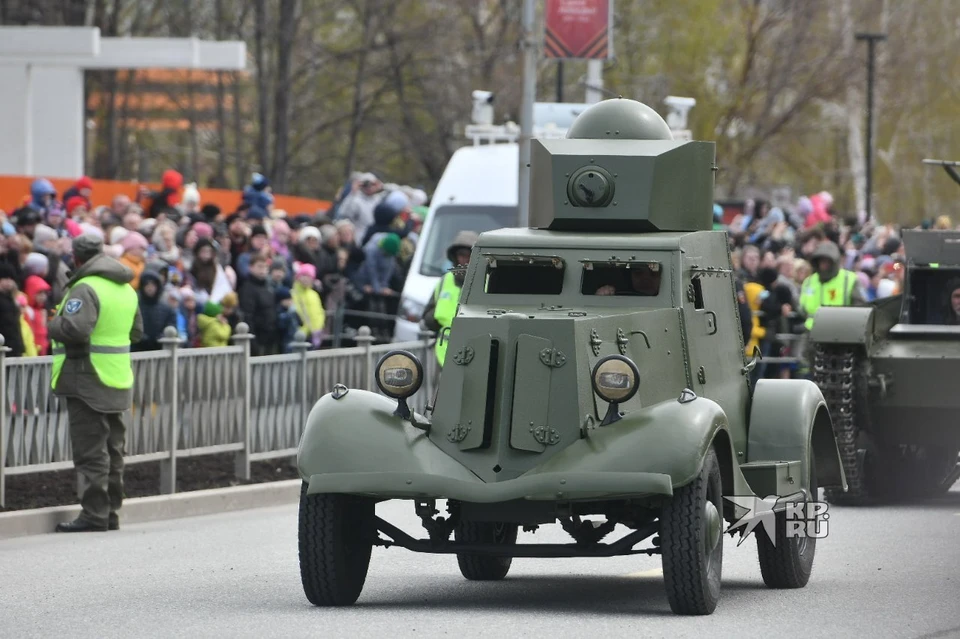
[660,448,723,615]
[455,521,519,580]
[757,455,818,588]
[298,483,375,606]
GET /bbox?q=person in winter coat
[133,270,177,351]
[119,232,149,289]
[236,224,270,282]
[238,254,278,356]
[270,219,292,261]
[196,301,233,347]
[291,226,323,273]
[187,238,234,308]
[353,233,401,296]
[0,263,26,357]
[275,287,301,353]
[61,176,94,211]
[335,173,384,240]
[139,169,184,217]
[359,193,411,248]
[24,275,51,355]
[176,286,199,347]
[17,292,38,357]
[28,178,57,216]
[292,262,326,348]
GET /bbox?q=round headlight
[375,350,423,399]
[591,355,640,404]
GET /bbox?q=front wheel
[455,521,519,581]
[660,448,724,615]
[298,483,375,606]
[757,455,818,588]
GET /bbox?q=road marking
[626,567,663,578]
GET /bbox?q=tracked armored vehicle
[296,98,846,615]
[812,159,960,505]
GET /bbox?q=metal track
[813,345,871,503]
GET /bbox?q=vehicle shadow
[352,575,768,615]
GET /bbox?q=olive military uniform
[48,235,143,532]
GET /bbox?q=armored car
[296,98,846,615]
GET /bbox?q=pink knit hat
[121,231,149,253]
[295,262,316,279]
[192,222,213,239]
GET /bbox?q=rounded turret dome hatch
[566,98,674,141]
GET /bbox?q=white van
[393,100,589,342]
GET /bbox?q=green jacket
[48,254,144,413]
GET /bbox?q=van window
[484,256,564,295]
[419,205,517,277]
[581,261,662,296]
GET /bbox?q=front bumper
[305,470,674,503]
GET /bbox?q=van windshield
[419,205,516,277]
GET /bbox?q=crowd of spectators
[0,170,954,378]
[0,170,430,358]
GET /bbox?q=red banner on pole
[544,0,612,60]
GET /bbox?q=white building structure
[0,27,246,179]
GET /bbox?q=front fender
[296,389,480,483]
[748,379,847,491]
[810,306,875,350]
[529,396,746,493]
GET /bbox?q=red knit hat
[76,176,93,191]
[162,169,183,191]
[65,196,87,214]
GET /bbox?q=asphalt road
[3,488,960,639]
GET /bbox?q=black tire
[660,448,723,615]
[298,483,375,606]
[455,521,519,581]
[757,455,818,588]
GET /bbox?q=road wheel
[455,521,519,580]
[660,448,723,615]
[757,455,818,588]
[298,482,375,606]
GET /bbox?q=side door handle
[705,311,718,336]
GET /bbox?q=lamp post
[855,32,886,222]
[518,0,537,228]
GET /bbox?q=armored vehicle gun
[811,159,960,505]
[295,98,846,615]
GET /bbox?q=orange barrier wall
[0,176,331,216]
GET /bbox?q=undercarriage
[371,499,664,558]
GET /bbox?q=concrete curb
[0,479,302,540]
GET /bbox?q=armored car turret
[295,98,846,615]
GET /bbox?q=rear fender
[747,379,847,492]
[809,306,875,350]
[528,396,752,496]
[296,390,480,485]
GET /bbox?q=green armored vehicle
[811,159,960,505]
[296,98,846,615]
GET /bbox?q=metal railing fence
[0,323,438,507]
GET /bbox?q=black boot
[56,518,108,533]
[109,513,120,531]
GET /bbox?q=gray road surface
[3,488,960,638]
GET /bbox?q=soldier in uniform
[48,234,143,532]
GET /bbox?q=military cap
[73,233,105,262]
